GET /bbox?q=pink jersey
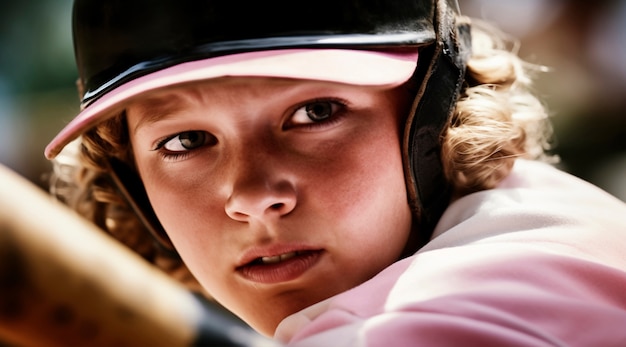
[275,159,626,346]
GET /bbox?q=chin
[236,294,324,337]
[241,312,285,337]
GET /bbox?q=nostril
[270,203,284,210]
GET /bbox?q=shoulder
[280,245,626,346]
[429,159,626,266]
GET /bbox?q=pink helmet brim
[45,48,418,159]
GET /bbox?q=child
[47,0,626,345]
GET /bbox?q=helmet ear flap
[403,0,471,247]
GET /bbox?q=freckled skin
[128,77,413,336]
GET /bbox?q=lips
[236,248,323,284]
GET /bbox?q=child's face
[127,77,413,335]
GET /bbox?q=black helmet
[47,0,471,252]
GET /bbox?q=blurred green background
[0,0,624,200]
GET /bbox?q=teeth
[260,252,297,264]
[280,252,297,261]
[260,255,281,264]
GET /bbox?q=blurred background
[0,0,624,200]
[1,2,623,346]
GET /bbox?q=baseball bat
[0,164,278,347]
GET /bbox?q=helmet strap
[106,157,180,258]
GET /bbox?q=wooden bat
[0,164,278,347]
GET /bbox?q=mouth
[236,250,323,284]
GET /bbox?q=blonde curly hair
[442,21,554,195]
[49,20,554,290]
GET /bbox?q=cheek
[328,118,406,205]
[135,161,226,255]
[142,176,235,295]
[317,135,412,295]
[310,122,412,252]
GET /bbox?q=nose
[224,151,297,222]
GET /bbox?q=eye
[157,131,216,153]
[289,100,342,126]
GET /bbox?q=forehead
[131,77,316,109]
[127,77,393,124]
[126,78,285,127]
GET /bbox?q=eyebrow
[131,92,193,135]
